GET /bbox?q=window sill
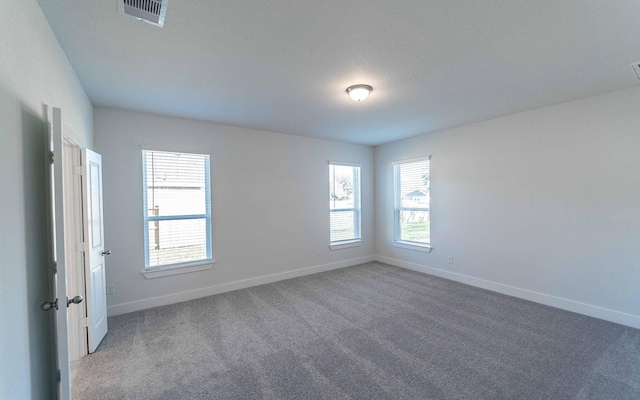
[141,260,215,279]
[393,241,432,253]
[329,240,362,251]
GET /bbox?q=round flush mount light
[346,84,373,102]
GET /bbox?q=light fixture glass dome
[346,84,373,102]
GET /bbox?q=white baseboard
[108,254,640,330]
[375,255,640,330]
[107,256,376,316]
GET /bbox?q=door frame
[62,133,89,366]
[48,107,107,398]
[48,106,71,400]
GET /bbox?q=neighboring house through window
[142,149,212,271]
[329,162,361,249]
[393,156,431,251]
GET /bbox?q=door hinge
[73,165,85,176]
[76,242,88,253]
[50,151,54,165]
[79,317,89,328]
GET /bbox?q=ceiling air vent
[631,63,640,82]
[118,0,168,28]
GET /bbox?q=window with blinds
[329,163,361,245]
[393,157,430,246]
[142,150,212,269]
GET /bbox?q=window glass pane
[398,210,430,243]
[394,158,430,245]
[398,161,430,209]
[330,164,356,209]
[143,149,211,269]
[145,151,207,216]
[147,219,207,267]
[330,210,356,242]
[329,163,361,243]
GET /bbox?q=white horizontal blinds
[394,158,430,245]
[143,150,211,268]
[329,163,361,243]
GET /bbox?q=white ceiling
[38,0,640,146]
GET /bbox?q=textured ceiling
[38,0,640,146]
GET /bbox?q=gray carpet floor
[72,262,640,399]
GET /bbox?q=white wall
[0,1,93,399]
[375,86,640,328]
[94,107,374,315]
[0,6,634,399]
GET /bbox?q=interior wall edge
[375,255,640,330]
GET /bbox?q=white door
[81,148,109,352]
[44,106,71,399]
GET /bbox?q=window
[393,157,431,250]
[329,162,361,247]
[142,149,212,270]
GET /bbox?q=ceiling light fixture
[346,84,373,102]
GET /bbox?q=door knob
[67,295,83,307]
[102,250,111,256]
[41,299,58,311]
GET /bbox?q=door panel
[82,149,108,353]
[49,106,71,399]
[91,261,107,339]
[89,162,102,248]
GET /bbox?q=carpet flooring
[72,262,640,399]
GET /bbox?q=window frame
[141,146,214,277]
[392,156,432,252]
[328,161,362,250]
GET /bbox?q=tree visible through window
[393,157,430,246]
[329,163,361,244]
[142,150,212,268]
